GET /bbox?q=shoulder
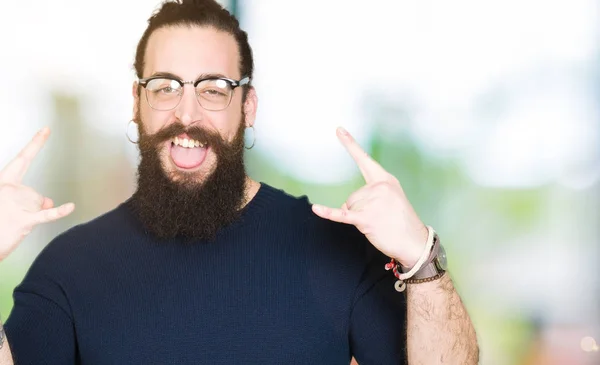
[254,183,310,210]
[11,202,137,312]
[56,201,136,245]
[261,184,391,297]
[258,183,376,258]
[256,183,330,227]
[25,201,138,275]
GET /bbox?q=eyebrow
[148,71,231,81]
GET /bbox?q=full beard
[130,119,248,241]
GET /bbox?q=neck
[240,176,261,210]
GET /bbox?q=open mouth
[169,134,209,170]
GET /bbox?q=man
[0,0,478,363]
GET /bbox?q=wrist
[397,226,429,268]
[400,238,438,273]
[384,227,448,291]
[404,231,447,281]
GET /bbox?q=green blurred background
[0,1,599,364]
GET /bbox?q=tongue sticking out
[170,144,208,169]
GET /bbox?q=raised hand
[312,127,428,268]
[0,128,75,262]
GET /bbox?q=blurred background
[0,0,599,364]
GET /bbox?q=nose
[174,84,203,126]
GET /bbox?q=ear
[132,81,140,121]
[243,87,258,128]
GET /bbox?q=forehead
[144,26,240,80]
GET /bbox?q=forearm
[406,273,478,364]
[0,319,14,365]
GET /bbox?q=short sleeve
[5,290,77,364]
[349,248,407,365]
[4,239,78,365]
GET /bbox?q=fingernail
[62,203,75,213]
[312,204,323,213]
[338,127,348,136]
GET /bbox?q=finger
[336,127,389,183]
[0,127,50,183]
[346,197,371,212]
[32,202,75,225]
[41,197,54,210]
[346,186,372,209]
[341,202,348,210]
[312,204,360,225]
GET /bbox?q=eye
[196,79,232,98]
[201,88,227,96]
[158,86,179,94]
[147,79,181,94]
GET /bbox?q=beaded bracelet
[385,226,436,292]
[404,272,446,285]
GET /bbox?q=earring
[126,119,139,144]
[245,125,256,150]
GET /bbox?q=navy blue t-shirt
[5,183,406,364]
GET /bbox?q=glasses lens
[196,79,233,111]
[145,78,182,111]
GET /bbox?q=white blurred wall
[0,1,598,364]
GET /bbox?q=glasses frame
[138,75,251,111]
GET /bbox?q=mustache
[138,121,246,160]
[145,122,224,147]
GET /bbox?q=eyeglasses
[138,75,251,111]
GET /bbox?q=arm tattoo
[0,318,5,350]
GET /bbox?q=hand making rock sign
[311,127,429,269]
[0,128,75,262]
